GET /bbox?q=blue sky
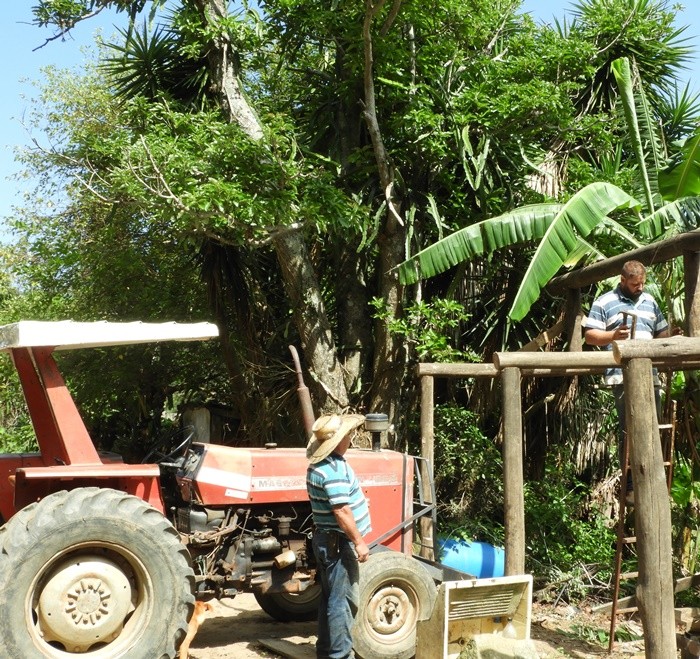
[1,5,122,226]
[1,2,700,228]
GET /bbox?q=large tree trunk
[362,0,407,437]
[193,0,349,412]
[275,231,349,411]
[337,245,372,397]
[335,41,372,397]
[194,0,263,141]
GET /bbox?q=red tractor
[0,321,450,659]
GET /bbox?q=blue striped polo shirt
[306,454,371,537]
[585,285,668,385]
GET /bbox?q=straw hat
[306,413,365,464]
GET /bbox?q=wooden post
[502,367,525,575]
[565,288,583,352]
[624,358,676,658]
[420,374,435,560]
[684,251,700,337]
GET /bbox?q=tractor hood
[178,442,410,507]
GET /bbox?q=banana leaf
[659,131,700,200]
[637,196,700,240]
[611,57,657,212]
[508,182,638,321]
[398,183,638,322]
[397,203,563,285]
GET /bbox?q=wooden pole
[613,336,700,361]
[501,367,525,575]
[420,374,435,560]
[494,350,616,370]
[417,363,498,378]
[418,362,610,378]
[548,230,700,292]
[684,251,700,337]
[565,288,583,352]
[624,358,675,658]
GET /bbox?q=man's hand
[657,326,683,339]
[585,326,629,346]
[332,503,369,563]
[611,326,630,341]
[354,540,370,563]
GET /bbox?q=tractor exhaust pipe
[289,345,315,434]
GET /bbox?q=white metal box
[415,574,533,658]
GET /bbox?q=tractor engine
[170,443,317,600]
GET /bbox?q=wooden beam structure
[493,351,615,371]
[613,336,700,361]
[418,339,700,656]
[624,358,676,658]
[685,251,700,337]
[502,367,525,576]
[547,230,700,292]
[416,362,608,378]
[419,374,435,561]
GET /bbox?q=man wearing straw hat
[306,413,371,659]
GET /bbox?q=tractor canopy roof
[0,321,219,351]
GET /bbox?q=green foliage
[0,426,38,454]
[430,403,504,546]
[372,298,476,363]
[0,356,37,454]
[565,620,641,646]
[671,454,700,507]
[525,460,615,573]
[569,0,692,94]
[670,454,700,574]
[32,0,94,28]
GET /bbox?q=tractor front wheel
[0,487,194,658]
[353,551,436,659]
[254,584,321,622]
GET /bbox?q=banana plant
[398,56,700,324]
[398,182,639,322]
[612,56,700,239]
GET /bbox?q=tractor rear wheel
[0,487,194,658]
[353,551,436,659]
[254,584,321,621]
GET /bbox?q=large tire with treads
[0,487,195,658]
[254,583,321,622]
[353,551,437,659]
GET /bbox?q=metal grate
[448,584,520,619]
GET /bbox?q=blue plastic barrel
[437,536,505,578]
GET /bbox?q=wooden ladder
[608,401,676,652]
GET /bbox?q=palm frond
[655,83,700,143]
[101,22,208,104]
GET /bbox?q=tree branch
[31,7,107,52]
[362,0,402,231]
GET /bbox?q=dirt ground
[186,594,649,659]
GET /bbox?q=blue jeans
[312,530,360,659]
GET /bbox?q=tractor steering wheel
[141,426,196,464]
